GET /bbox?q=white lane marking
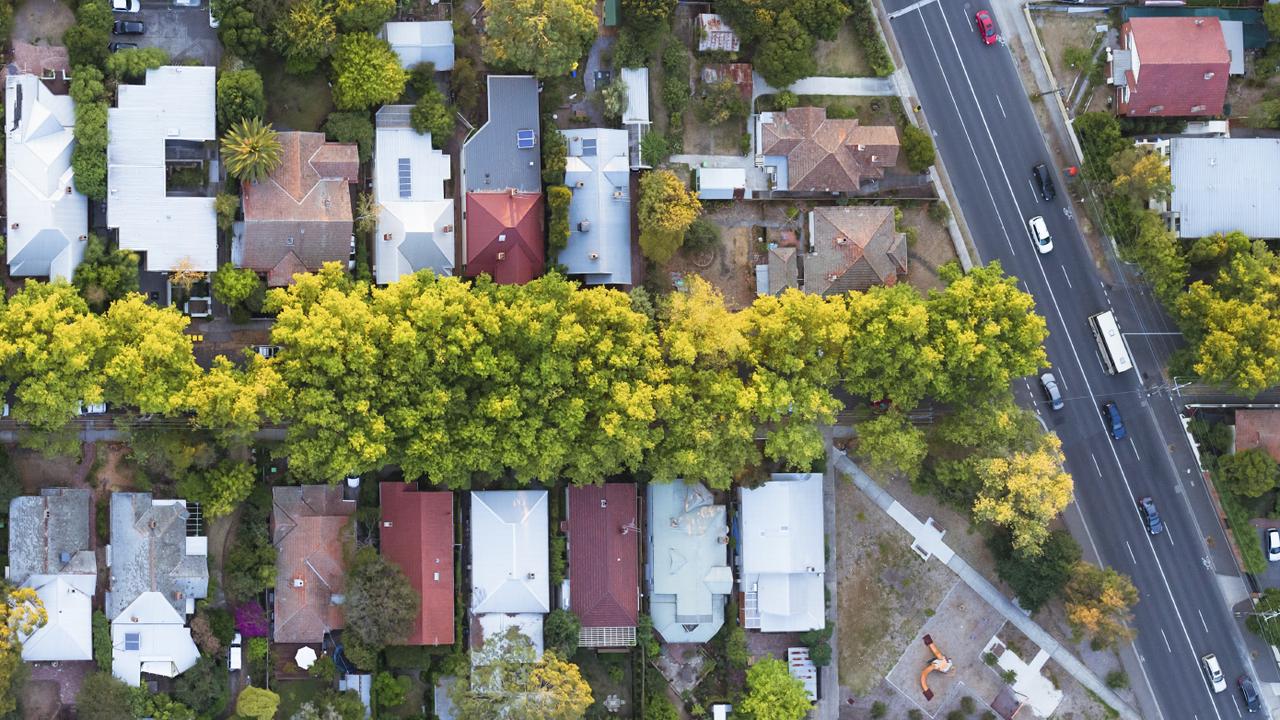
[996,93,1006,118]
[1166,526,1173,547]
[923,7,1219,719]
[1160,628,1172,653]
[1231,694,1241,717]
[1091,453,1102,478]
[887,0,940,20]
[1061,265,1073,288]
[1028,178,1040,203]
[1131,438,1141,461]
[1198,609,1209,634]
[1126,541,1137,564]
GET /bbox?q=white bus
[1089,310,1132,375]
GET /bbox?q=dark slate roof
[461,76,541,194]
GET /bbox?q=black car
[1137,496,1164,535]
[108,41,138,51]
[1033,163,1056,201]
[1239,675,1261,713]
[113,19,144,34]
[1101,401,1126,440]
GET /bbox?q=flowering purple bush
[234,602,269,637]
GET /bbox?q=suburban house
[803,206,907,294]
[240,131,360,286]
[646,481,732,643]
[1138,136,1280,239]
[373,105,455,285]
[1111,17,1229,117]
[379,483,455,646]
[757,107,899,193]
[470,490,549,655]
[737,473,825,632]
[697,14,741,52]
[381,21,455,70]
[460,75,544,285]
[621,67,651,169]
[5,70,87,280]
[7,489,95,662]
[696,167,750,200]
[559,128,632,286]
[566,484,639,648]
[106,493,208,686]
[756,246,798,296]
[107,66,218,272]
[271,485,357,644]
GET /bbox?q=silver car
[1267,528,1280,562]
[1039,372,1063,411]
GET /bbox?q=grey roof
[621,68,650,125]
[767,246,798,294]
[461,76,540,193]
[374,105,455,284]
[1169,137,1280,239]
[737,473,825,632]
[8,488,96,587]
[382,21,455,71]
[4,73,88,280]
[646,481,731,643]
[558,128,631,286]
[1223,21,1244,75]
[107,493,208,620]
[469,491,550,615]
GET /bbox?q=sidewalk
[832,449,1141,720]
[753,74,898,98]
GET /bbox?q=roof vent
[443,224,453,233]
[589,252,599,260]
[331,593,345,605]
[526,572,536,580]
[576,181,585,188]
[613,190,624,199]
[1203,72,1215,80]
[497,234,507,243]
[383,521,393,528]
[856,144,866,151]
[579,220,591,233]
[496,251,506,261]
[1195,18,1205,25]
[174,591,184,600]
[600,499,608,508]
[293,578,305,588]
[835,236,849,245]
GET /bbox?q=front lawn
[277,678,329,718]
[261,55,335,133]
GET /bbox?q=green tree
[72,99,109,201]
[683,217,720,254]
[409,84,454,147]
[1125,210,1187,305]
[754,12,816,89]
[1109,146,1172,207]
[128,689,196,720]
[450,56,482,117]
[791,0,849,41]
[621,0,676,31]
[547,185,572,253]
[901,124,936,172]
[725,624,750,668]
[345,545,421,651]
[105,47,169,81]
[214,193,240,234]
[1074,112,1127,180]
[544,609,581,659]
[334,0,395,32]
[212,262,261,308]
[856,409,927,480]
[481,0,597,77]
[602,78,629,122]
[638,170,701,263]
[324,111,376,163]
[374,672,410,711]
[332,33,408,111]
[273,0,336,74]
[1187,230,1251,268]
[292,691,368,720]
[973,433,1074,558]
[216,0,268,58]
[696,79,748,125]
[1246,587,1280,642]
[841,283,937,409]
[99,294,199,415]
[1063,562,1138,648]
[1217,448,1280,498]
[236,686,281,720]
[1265,3,1280,36]
[64,0,113,68]
[989,529,1080,613]
[76,673,133,720]
[644,692,680,720]
[221,117,284,183]
[176,459,256,518]
[216,68,266,129]
[74,235,140,312]
[740,658,812,720]
[452,627,593,720]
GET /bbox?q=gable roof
[463,191,544,284]
[5,73,88,280]
[646,481,731,643]
[8,488,96,587]
[470,491,549,615]
[1119,18,1229,117]
[461,76,540,194]
[559,128,632,286]
[374,105,455,285]
[759,108,899,192]
[806,206,907,295]
[382,21,455,70]
[768,246,799,294]
[621,68,651,126]
[379,483,455,646]
[21,575,93,662]
[242,131,359,284]
[111,591,201,686]
[271,486,357,643]
[107,493,208,622]
[567,484,639,639]
[738,473,825,632]
[107,66,217,271]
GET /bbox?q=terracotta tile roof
[6,43,70,80]
[1234,410,1280,463]
[271,486,356,644]
[805,206,907,295]
[463,191,545,284]
[241,132,359,284]
[379,483,454,646]
[1118,18,1229,117]
[760,108,899,192]
[567,484,639,631]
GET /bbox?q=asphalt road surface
[886,1,1264,717]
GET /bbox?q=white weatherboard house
[374,105,454,285]
[381,21,455,71]
[738,473,825,632]
[646,481,732,643]
[470,491,549,656]
[107,66,218,272]
[4,73,88,280]
[560,128,631,286]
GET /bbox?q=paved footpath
[832,449,1141,720]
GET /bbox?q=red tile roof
[464,191,545,284]
[271,486,356,644]
[379,483,455,646]
[1119,18,1229,117]
[759,107,899,192]
[566,484,639,630]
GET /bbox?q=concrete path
[753,72,898,103]
[832,450,1141,720]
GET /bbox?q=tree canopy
[331,33,408,111]
[451,627,593,720]
[1217,448,1280,498]
[638,170,702,263]
[0,585,46,716]
[739,658,812,720]
[973,433,1073,557]
[344,546,421,652]
[481,0,597,77]
[1063,562,1139,648]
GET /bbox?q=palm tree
[220,117,283,183]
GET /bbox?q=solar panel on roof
[582,138,597,157]
[398,157,411,199]
[516,129,536,149]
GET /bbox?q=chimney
[383,233,392,241]
[1203,72,1214,80]
[496,251,506,261]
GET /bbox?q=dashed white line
[1091,453,1102,478]
[1198,609,1209,634]
[996,93,1006,118]
[1160,628,1172,653]
[1028,178,1039,203]
[1061,265,1073,288]
[1130,438,1142,461]
[1126,540,1137,564]
[1166,526,1173,547]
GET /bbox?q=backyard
[262,55,335,133]
[277,678,329,718]
[813,20,872,78]
[573,649,636,719]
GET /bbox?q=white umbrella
[295,646,317,670]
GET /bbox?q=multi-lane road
[885,1,1266,717]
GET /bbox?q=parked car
[1266,528,1280,562]
[111,0,140,12]
[1101,401,1126,440]
[229,633,242,672]
[1137,496,1164,535]
[109,42,139,51]
[254,345,281,359]
[173,0,201,6]
[209,5,219,27]
[113,19,144,34]
[78,402,108,415]
[1039,372,1063,410]
[1238,675,1261,712]
[1202,654,1226,693]
[1033,163,1056,201]
[974,10,997,45]
[1028,215,1053,254]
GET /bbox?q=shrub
[869,700,886,718]
[216,68,265,129]
[1105,669,1129,689]
[960,695,976,713]
[409,84,454,148]
[544,609,581,658]
[661,43,690,114]
[550,533,568,584]
[246,637,268,663]
[92,610,111,672]
[682,217,720,254]
[641,131,669,166]
[848,0,894,76]
[542,124,568,185]
[547,185,572,254]
[310,655,337,682]
[901,125,936,172]
[929,201,951,225]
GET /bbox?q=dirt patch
[20,679,62,719]
[94,442,140,491]
[680,108,749,155]
[1033,12,1107,100]
[1227,74,1275,124]
[900,204,957,293]
[814,21,871,78]
[12,0,74,47]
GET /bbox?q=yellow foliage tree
[0,585,47,715]
[972,433,1073,557]
[1063,561,1138,648]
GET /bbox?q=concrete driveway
[129,0,221,66]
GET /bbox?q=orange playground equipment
[919,633,954,700]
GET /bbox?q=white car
[254,345,281,359]
[209,5,219,27]
[1202,653,1227,693]
[1028,215,1053,254]
[112,0,140,11]
[1267,528,1280,562]
[229,633,242,671]
[78,402,108,415]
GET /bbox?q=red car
[975,10,997,45]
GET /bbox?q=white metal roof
[20,575,93,662]
[374,106,455,284]
[383,21,455,70]
[110,591,201,687]
[738,473,825,632]
[470,491,550,615]
[107,66,217,271]
[621,68,650,125]
[696,167,746,199]
[1169,137,1280,239]
[560,128,631,285]
[4,73,88,280]
[646,481,730,643]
